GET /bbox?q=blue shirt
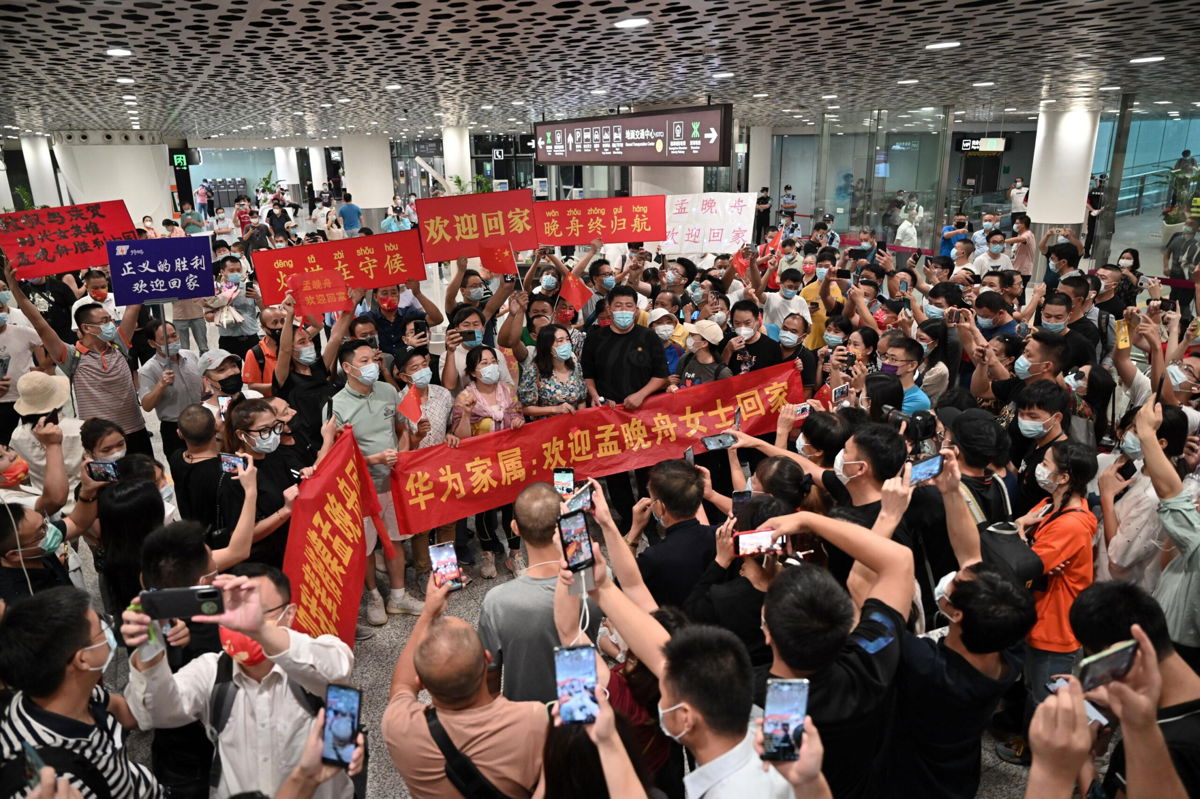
[338,203,363,230]
[939,226,969,257]
[902,384,931,414]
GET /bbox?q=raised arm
[1135,402,1183,500]
[321,293,359,370]
[931,455,983,567]
[211,461,260,570]
[390,577,450,697]
[275,294,296,387]
[570,239,602,279]
[585,478,656,611]
[481,275,514,322]
[587,552,670,677]
[118,302,142,345]
[443,256,468,316]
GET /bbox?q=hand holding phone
[430,542,463,590]
[761,678,809,761]
[555,645,599,724]
[220,453,248,474]
[554,467,575,497]
[322,685,362,767]
[1079,639,1138,691]
[86,461,119,482]
[138,586,224,619]
[559,511,595,572]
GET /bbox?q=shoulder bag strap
[423,706,510,799]
[208,653,238,789]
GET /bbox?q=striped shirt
[56,337,146,434]
[0,686,162,798]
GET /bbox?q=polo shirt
[331,381,399,493]
[901,384,931,413]
[241,337,279,393]
[137,351,204,422]
[57,333,145,434]
[940,226,969,256]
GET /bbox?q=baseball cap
[647,308,676,325]
[684,320,724,346]
[198,349,241,373]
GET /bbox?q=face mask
[989,243,1004,255]
[612,310,635,329]
[160,341,182,358]
[823,332,844,347]
[95,322,118,342]
[478,363,502,385]
[1168,364,1195,391]
[217,373,244,395]
[880,362,899,375]
[1119,431,1143,461]
[0,455,30,488]
[657,702,688,743]
[461,329,483,349]
[540,275,558,292]
[779,331,800,348]
[409,367,432,388]
[710,311,727,327]
[600,275,616,290]
[933,570,957,605]
[219,626,268,666]
[378,297,399,312]
[466,287,486,302]
[663,271,678,286]
[93,448,125,464]
[296,345,317,365]
[1014,355,1037,380]
[245,429,281,454]
[553,342,573,361]
[735,326,755,339]
[82,621,117,674]
[802,263,816,275]
[225,272,243,285]
[653,325,673,341]
[355,362,380,385]
[1040,320,1066,333]
[1056,236,1069,245]
[1034,463,1059,493]
[1015,181,1023,188]
[555,309,575,325]
[89,288,109,302]
[919,340,933,354]
[1018,417,1048,439]
[816,267,828,281]
[0,313,7,327]
[32,522,65,555]
[833,449,863,483]
[0,291,12,307]
[982,222,994,231]
[923,303,945,320]
[781,288,798,300]
[954,221,966,229]
[1118,258,1134,268]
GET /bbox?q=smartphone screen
[554,468,575,497]
[909,454,944,485]
[735,529,784,556]
[734,408,742,431]
[683,446,694,465]
[218,395,232,418]
[87,461,119,482]
[558,511,594,572]
[22,742,46,788]
[832,384,850,403]
[731,489,752,514]
[554,645,599,724]
[322,684,361,767]
[700,433,737,451]
[1079,639,1138,691]
[430,542,463,590]
[566,483,594,513]
[220,453,246,474]
[762,678,809,761]
[795,403,812,419]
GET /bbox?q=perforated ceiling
[1,0,1198,141]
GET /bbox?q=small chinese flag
[559,272,593,310]
[732,250,751,278]
[479,241,518,275]
[398,386,422,425]
[768,228,783,252]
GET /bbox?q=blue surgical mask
[410,367,432,388]
[1018,417,1048,439]
[612,310,635,329]
[478,363,502,384]
[0,291,12,306]
[923,304,945,319]
[1119,431,1143,461]
[976,315,995,330]
[160,341,182,358]
[600,275,616,291]
[982,222,994,231]
[989,243,1004,254]
[553,342,573,360]
[540,275,558,292]
[779,331,800,348]
[1014,355,1036,379]
[225,272,243,285]
[816,267,828,281]
[97,322,118,342]
[1056,236,1069,244]
[781,288,797,300]
[823,332,844,347]
[83,622,118,674]
[296,345,317,364]
[920,340,933,354]
[1041,320,1066,333]
[355,362,380,385]
[466,287,486,302]
[1168,363,1194,391]
[0,313,8,327]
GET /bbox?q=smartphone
[558,510,595,572]
[413,319,429,337]
[832,384,850,403]
[700,432,737,451]
[843,352,856,368]
[0,355,10,379]
[909,454,945,485]
[22,742,45,789]
[503,274,517,283]
[1138,275,1151,289]
[220,453,247,474]
[553,467,575,497]
[795,403,812,419]
[1115,319,1130,350]
[683,446,694,465]
[735,529,785,556]
[1046,677,1109,726]
[1117,459,1138,480]
[321,684,362,767]
[218,395,232,418]
[1160,299,1177,313]
[847,248,867,260]
[945,308,959,324]
[761,678,809,761]
[731,489,752,513]
[835,268,852,279]
[734,408,742,431]
[138,585,224,619]
[898,280,909,294]
[86,461,119,482]
[554,644,599,724]
[430,542,463,590]
[565,482,594,513]
[1079,639,1138,691]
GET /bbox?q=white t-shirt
[69,295,125,331]
[971,252,1014,276]
[763,292,813,328]
[0,324,43,402]
[895,220,919,249]
[1009,187,1029,212]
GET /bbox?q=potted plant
[1157,168,1198,239]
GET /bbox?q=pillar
[441,126,472,193]
[630,166,704,197]
[20,136,59,207]
[273,146,299,184]
[53,142,174,227]
[0,151,14,211]
[1092,94,1135,266]
[747,125,772,196]
[308,146,328,189]
[1027,109,1099,283]
[338,134,392,227]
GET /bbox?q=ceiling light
[319,103,332,108]
[292,111,303,116]
[972,81,995,87]
[920,106,935,111]
[511,100,525,105]
[752,93,768,98]
[480,104,493,110]
[1041,99,1056,103]
[1027,116,1038,120]
[793,115,803,118]
[924,41,960,50]
[780,108,792,112]
[116,77,135,85]
[590,89,608,95]
[1004,107,1017,111]
[827,105,840,109]
[1153,100,1172,105]
[507,117,517,121]
[1099,86,1121,91]
[385,84,401,90]
[953,110,966,115]
[712,72,734,79]
[105,48,132,57]
[897,114,911,118]
[897,79,919,85]
[821,94,837,99]
[337,98,351,103]
[433,112,444,116]
[613,18,650,28]
[1129,56,1164,64]
[121,95,136,100]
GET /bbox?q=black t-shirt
[1103,697,1200,798]
[825,501,914,586]
[216,444,309,568]
[1065,318,1100,367]
[273,361,338,450]
[960,473,1010,526]
[581,324,669,402]
[755,195,772,219]
[1016,439,1060,516]
[783,346,819,390]
[0,553,70,604]
[21,278,77,343]
[730,334,782,375]
[753,598,905,799]
[168,451,225,534]
[884,637,1023,799]
[1096,294,1127,317]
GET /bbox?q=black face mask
[266,327,283,343]
[217,374,244,395]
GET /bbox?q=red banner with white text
[1,200,136,278]
[391,362,795,533]
[254,230,426,306]
[534,196,666,245]
[282,432,381,648]
[415,190,538,262]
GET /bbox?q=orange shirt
[240,336,278,395]
[1026,497,1096,653]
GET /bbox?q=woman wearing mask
[671,320,732,390]
[1115,248,1143,307]
[451,346,524,578]
[273,292,351,448]
[518,324,587,417]
[81,418,126,464]
[218,399,303,568]
[141,215,161,238]
[1063,363,1116,448]
[205,257,262,356]
[498,292,582,373]
[915,319,954,403]
[443,306,514,392]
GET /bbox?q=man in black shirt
[1070,582,1200,799]
[972,330,1068,467]
[948,408,1013,526]
[758,504,915,799]
[753,186,772,244]
[18,274,76,345]
[722,300,782,375]
[1012,381,1069,515]
[1093,263,1129,317]
[629,460,715,608]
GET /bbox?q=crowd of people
[0,189,1198,799]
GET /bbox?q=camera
[880,405,939,442]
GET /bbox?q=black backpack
[957,481,1045,591]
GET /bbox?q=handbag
[959,481,1045,590]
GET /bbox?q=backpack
[958,480,1045,591]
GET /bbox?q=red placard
[286,270,352,316]
[478,241,518,275]
[534,195,666,245]
[253,230,426,306]
[391,361,795,533]
[282,431,383,648]
[1,200,136,278]
[415,190,537,262]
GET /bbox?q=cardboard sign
[286,270,352,316]
[534,195,666,245]
[657,192,755,254]
[415,190,537,262]
[106,237,213,304]
[253,230,426,306]
[1,200,136,278]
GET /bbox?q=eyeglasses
[881,355,915,365]
[245,421,286,439]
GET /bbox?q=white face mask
[1035,463,1060,493]
[710,311,727,327]
[657,702,688,742]
[653,325,674,341]
[934,570,957,605]
[833,449,863,484]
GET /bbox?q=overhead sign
[492,148,504,161]
[953,134,1010,153]
[534,104,733,166]
[106,237,213,304]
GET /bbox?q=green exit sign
[172,153,188,168]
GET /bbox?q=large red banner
[534,196,666,245]
[1,200,136,278]
[392,362,796,534]
[254,230,426,306]
[282,432,381,648]
[415,190,538,262]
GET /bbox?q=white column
[273,146,299,186]
[20,136,59,207]
[630,166,705,197]
[747,126,772,195]
[1027,110,1099,225]
[441,126,472,192]
[0,152,14,211]
[53,142,173,227]
[338,135,392,209]
[308,146,327,188]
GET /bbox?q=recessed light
[1129,56,1164,64]
[385,84,401,91]
[511,100,525,105]
[337,98,351,103]
[821,94,837,99]
[780,108,792,112]
[924,41,960,50]
[827,105,840,110]
[433,112,444,116]
[507,117,517,121]
[1098,86,1121,91]
[920,106,935,111]
[793,115,803,118]
[105,48,132,57]
[319,103,332,108]
[121,94,136,100]
[752,93,768,98]
[953,110,966,115]
[480,105,493,110]
[1027,116,1038,120]
[1004,107,1017,111]
[124,101,137,106]
[1153,100,1172,105]
[1040,99,1056,103]
[590,89,608,95]
[712,71,734,79]
[897,79,919,85]
[972,81,995,87]
[116,77,135,85]
[613,18,650,28]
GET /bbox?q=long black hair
[918,318,957,380]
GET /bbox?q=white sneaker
[387,591,425,616]
[354,623,376,641]
[480,551,498,579]
[365,591,387,626]
[506,549,527,576]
